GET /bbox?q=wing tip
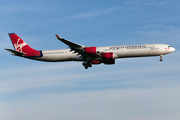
[55,34,61,39]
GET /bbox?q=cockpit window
[168,46,171,47]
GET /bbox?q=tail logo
[14,38,27,52]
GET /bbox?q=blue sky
[0,0,180,120]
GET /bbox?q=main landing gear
[82,62,92,69]
[160,55,163,62]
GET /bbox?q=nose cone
[170,47,175,52]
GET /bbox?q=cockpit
[167,45,175,52]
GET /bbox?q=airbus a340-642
[5,33,175,69]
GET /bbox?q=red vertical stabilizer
[8,33,42,57]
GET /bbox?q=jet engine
[101,52,114,59]
[84,47,97,54]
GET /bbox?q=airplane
[5,33,175,69]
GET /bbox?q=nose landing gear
[160,55,163,62]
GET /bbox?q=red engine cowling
[84,47,97,54]
[91,61,101,64]
[104,59,115,64]
[101,52,113,59]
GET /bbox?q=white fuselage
[32,44,175,62]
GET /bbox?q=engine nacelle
[101,52,113,59]
[91,61,101,64]
[84,47,97,54]
[104,59,115,65]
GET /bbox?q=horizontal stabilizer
[5,48,26,56]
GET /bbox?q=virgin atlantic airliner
[5,33,175,69]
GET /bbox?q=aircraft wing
[5,49,26,56]
[55,34,100,63]
[55,34,85,49]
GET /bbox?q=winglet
[55,34,61,39]
[55,34,85,48]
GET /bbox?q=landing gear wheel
[82,62,86,66]
[82,62,91,69]
[160,55,163,62]
[88,64,92,67]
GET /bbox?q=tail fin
[8,33,42,57]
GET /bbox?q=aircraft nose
[170,47,175,52]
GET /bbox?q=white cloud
[0,1,56,14]
[134,24,180,45]
[72,7,122,18]
[124,0,171,7]
[0,87,180,120]
[0,63,81,93]
[142,24,175,30]
[158,1,171,6]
